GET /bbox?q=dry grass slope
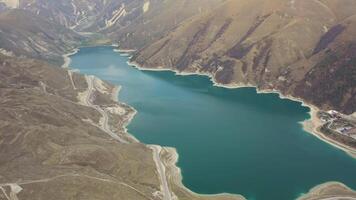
[132,0,356,114]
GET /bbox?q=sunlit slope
[108,0,224,49]
[131,0,356,113]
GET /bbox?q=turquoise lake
[70,46,356,200]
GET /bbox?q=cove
[70,46,356,200]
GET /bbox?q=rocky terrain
[0,55,159,200]
[105,0,224,49]
[0,0,356,199]
[18,0,133,32]
[0,9,81,63]
[8,0,224,48]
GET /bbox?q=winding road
[150,145,173,200]
[83,75,173,200]
[84,75,128,144]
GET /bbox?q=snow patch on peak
[143,1,150,13]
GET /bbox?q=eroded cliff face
[130,0,356,114]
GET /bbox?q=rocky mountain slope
[10,0,224,49]
[0,54,158,200]
[18,0,131,31]
[105,0,224,49]
[130,0,356,114]
[0,0,356,199]
[0,9,81,63]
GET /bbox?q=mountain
[106,0,224,49]
[129,0,356,114]
[0,0,356,199]
[0,54,156,200]
[13,0,224,49]
[0,9,81,63]
[18,0,124,31]
[16,0,152,33]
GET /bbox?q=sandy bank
[62,48,79,68]
[161,146,246,200]
[297,182,356,200]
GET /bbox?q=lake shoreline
[62,48,79,68]
[297,182,356,200]
[126,59,356,159]
[63,46,356,200]
[63,47,244,200]
[123,57,356,199]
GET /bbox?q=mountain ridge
[0,1,356,199]
[0,9,82,63]
[129,0,356,114]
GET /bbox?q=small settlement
[318,110,356,148]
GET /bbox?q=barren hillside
[131,0,356,114]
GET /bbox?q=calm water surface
[70,46,356,200]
